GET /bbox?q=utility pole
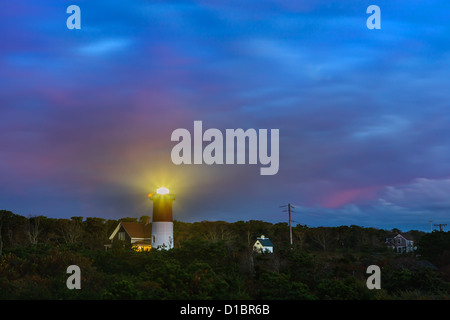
[429,220,433,233]
[280,204,294,245]
[434,223,447,232]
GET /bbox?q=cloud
[78,38,132,56]
[2,0,450,233]
[380,177,450,210]
[281,177,450,231]
[352,115,410,140]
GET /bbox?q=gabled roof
[394,233,414,241]
[121,222,152,238]
[109,222,152,240]
[256,237,274,247]
[386,233,415,247]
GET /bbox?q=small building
[105,221,152,251]
[253,235,274,253]
[386,233,415,253]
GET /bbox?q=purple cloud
[1,0,450,231]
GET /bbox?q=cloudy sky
[1,0,450,231]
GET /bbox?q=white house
[253,235,274,253]
[386,234,415,253]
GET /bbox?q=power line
[434,223,447,232]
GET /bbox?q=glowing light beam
[156,187,170,195]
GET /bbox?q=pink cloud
[321,186,382,208]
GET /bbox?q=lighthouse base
[151,221,174,250]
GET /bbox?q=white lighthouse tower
[149,187,174,250]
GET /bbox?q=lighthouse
[149,187,175,249]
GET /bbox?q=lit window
[118,232,125,241]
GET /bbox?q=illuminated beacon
[148,187,175,249]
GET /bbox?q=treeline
[0,210,120,253]
[0,210,449,300]
[0,210,424,253]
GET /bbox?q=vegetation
[0,209,449,299]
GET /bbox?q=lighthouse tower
[149,187,175,249]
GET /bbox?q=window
[152,235,156,243]
[118,232,125,241]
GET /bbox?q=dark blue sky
[1,0,450,231]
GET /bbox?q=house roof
[394,233,414,241]
[256,237,274,247]
[401,233,414,241]
[109,222,152,240]
[121,222,152,238]
[386,233,415,247]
